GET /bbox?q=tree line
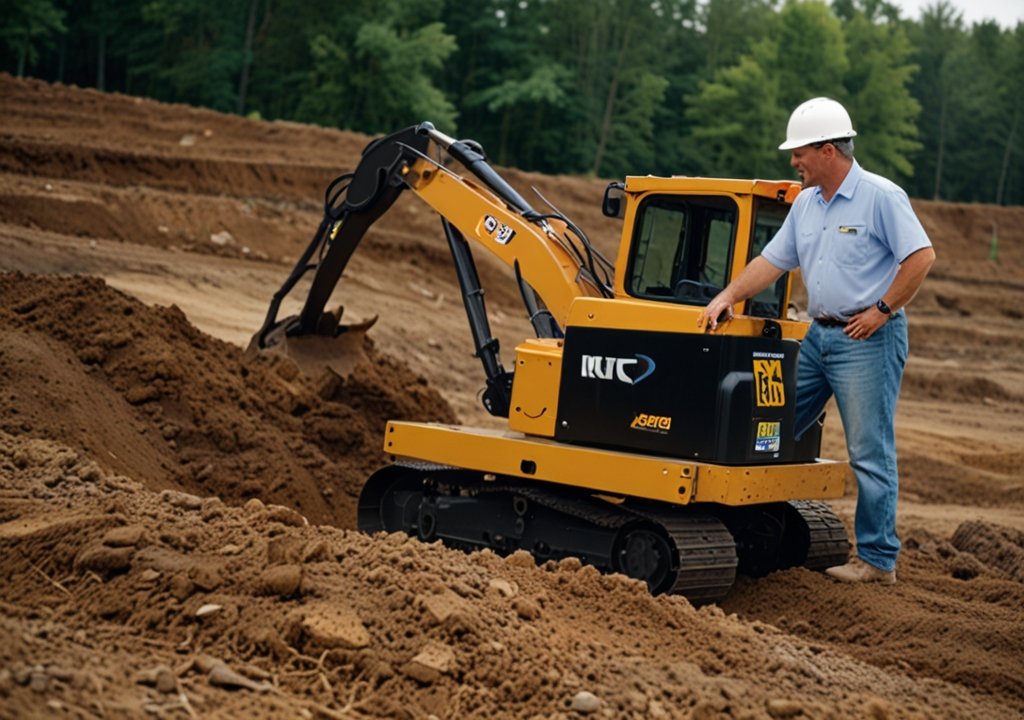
[4,0,1021,205]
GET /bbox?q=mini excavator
[252,123,850,604]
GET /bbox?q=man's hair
[831,138,855,159]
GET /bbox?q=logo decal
[753,359,785,407]
[482,214,516,245]
[581,354,655,385]
[754,421,781,453]
[631,413,672,433]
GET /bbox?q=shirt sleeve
[760,201,800,272]
[876,189,932,262]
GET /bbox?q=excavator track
[358,464,848,605]
[788,500,851,571]
[360,463,737,604]
[714,499,850,577]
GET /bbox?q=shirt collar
[813,159,862,204]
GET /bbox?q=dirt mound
[0,272,455,527]
[901,371,1015,403]
[722,535,1024,712]
[2,430,1010,719]
[3,74,1024,718]
[952,521,1024,582]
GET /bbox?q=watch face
[877,300,892,314]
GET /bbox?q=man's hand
[698,294,735,332]
[845,306,888,340]
[695,257,786,332]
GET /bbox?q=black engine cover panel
[554,327,819,464]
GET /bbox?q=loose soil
[1,74,1022,719]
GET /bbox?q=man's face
[790,144,828,188]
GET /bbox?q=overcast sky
[888,0,1024,28]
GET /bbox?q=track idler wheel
[717,501,851,577]
[613,523,676,595]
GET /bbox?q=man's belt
[813,307,870,328]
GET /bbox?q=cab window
[745,197,791,319]
[627,195,737,307]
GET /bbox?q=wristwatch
[876,299,892,315]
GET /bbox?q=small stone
[218,543,244,556]
[504,550,536,568]
[570,691,600,713]
[420,591,468,624]
[196,604,223,618]
[155,667,177,694]
[767,698,804,718]
[558,557,583,572]
[161,490,203,511]
[200,497,225,521]
[103,525,145,547]
[140,569,161,582]
[264,505,307,527]
[301,604,371,649]
[256,564,302,597]
[267,536,305,564]
[29,670,49,693]
[190,565,223,591]
[210,230,235,247]
[76,544,133,573]
[244,498,265,514]
[512,597,541,621]
[487,579,517,598]
[403,643,454,684]
[170,574,195,601]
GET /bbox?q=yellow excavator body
[253,123,850,603]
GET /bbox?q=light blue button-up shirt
[761,160,932,320]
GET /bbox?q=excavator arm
[250,123,612,416]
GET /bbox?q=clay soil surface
[1,75,1022,719]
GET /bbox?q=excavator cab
[254,124,849,604]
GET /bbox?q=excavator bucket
[246,306,377,379]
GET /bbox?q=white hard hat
[779,97,857,150]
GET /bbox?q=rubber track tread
[473,481,737,604]
[789,500,851,570]
[625,504,738,604]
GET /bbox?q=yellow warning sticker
[753,359,785,408]
[754,421,781,452]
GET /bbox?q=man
[699,97,935,584]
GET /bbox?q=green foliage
[136,0,247,111]
[294,5,457,133]
[0,0,65,76]
[6,0,1023,204]
[686,54,787,178]
[841,6,920,182]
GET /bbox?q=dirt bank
[1,74,1023,718]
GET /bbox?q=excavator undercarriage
[359,464,849,605]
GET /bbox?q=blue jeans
[794,312,908,571]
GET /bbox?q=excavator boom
[250,122,611,415]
